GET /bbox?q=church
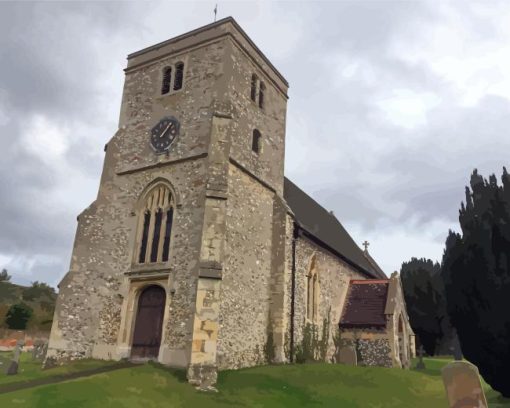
[46,17,414,387]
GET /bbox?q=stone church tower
[47,17,415,387]
[47,17,289,386]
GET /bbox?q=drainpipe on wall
[290,222,298,363]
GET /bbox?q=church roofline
[350,279,390,284]
[126,16,288,88]
[296,225,380,280]
[284,177,383,280]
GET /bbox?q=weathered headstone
[32,340,48,361]
[442,361,488,408]
[41,342,48,361]
[32,340,41,360]
[450,332,463,361]
[0,353,9,371]
[6,339,24,375]
[338,345,357,366]
[416,345,426,370]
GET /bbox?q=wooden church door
[131,285,166,359]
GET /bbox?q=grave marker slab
[6,340,24,376]
[416,345,426,370]
[338,345,357,366]
[442,361,488,408]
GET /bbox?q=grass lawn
[0,351,117,386]
[0,355,508,407]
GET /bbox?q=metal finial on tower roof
[362,240,370,252]
[214,4,218,22]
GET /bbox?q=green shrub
[5,302,33,330]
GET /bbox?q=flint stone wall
[217,164,275,369]
[47,158,207,362]
[339,332,392,367]
[289,233,366,362]
[227,39,287,195]
[47,36,231,364]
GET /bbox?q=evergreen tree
[0,268,11,282]
[5,302,33,330]
[442,168,510,397]
[400,258,446,355]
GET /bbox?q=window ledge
[128,263,172,274]
[156,89,184,99]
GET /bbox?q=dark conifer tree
[400,258,446,355]
[442,168,510,397]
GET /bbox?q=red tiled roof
[340,280,390,327]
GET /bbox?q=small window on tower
[173,62,184,91]
[252,129,261,154]
[250,74,257,101]
[161,67,172,95]
[259,82,265,109]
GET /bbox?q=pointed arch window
[137,184,175,264]
[307,255,319,322]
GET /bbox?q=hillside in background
[0,278,57,333]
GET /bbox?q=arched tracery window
[307,255,319,322]
[137,184,174,264]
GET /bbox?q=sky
[1,0,510,287]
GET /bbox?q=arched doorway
[131,285,166,359]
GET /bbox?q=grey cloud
[0,1,142,285]
[1,1,510,286]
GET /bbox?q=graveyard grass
[0,353,509,407]
[0,351,115,386]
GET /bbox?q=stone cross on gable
[362,241,370,252]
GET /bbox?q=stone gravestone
[442,361,488,408]
[32,340,41,360]
[0,353,9,373]
[451,332,463,361]
[6,339,24,375]
[338,345,357,366]
[40,342,48,361]
[416,345,426,370]
[32,340,48,361]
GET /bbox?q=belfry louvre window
[259,82,265,108]
[161,62,185,95]
[250,74,258,101]
[161,67,172,95]
[252,129,261,154]
[137,184,175,264]
[173,62,184,91]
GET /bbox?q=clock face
[150,117,180,153]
